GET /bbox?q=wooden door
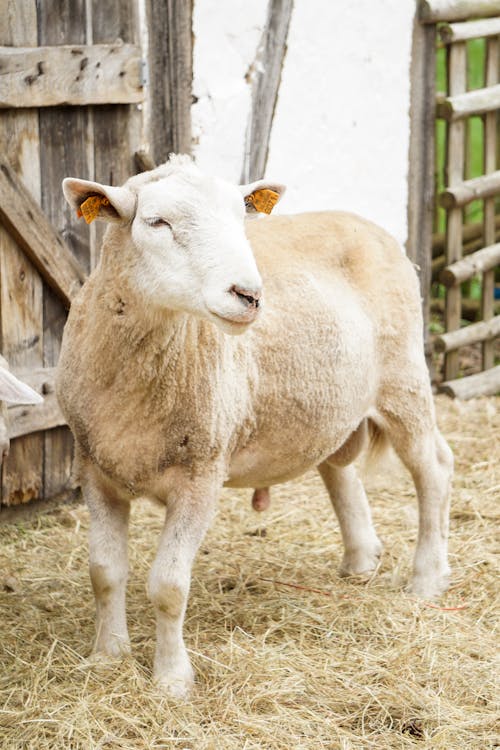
[0,0,144,510]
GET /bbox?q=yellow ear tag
[246,188,279,214]
[77,195,110,224]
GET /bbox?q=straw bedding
[0,395,498,749]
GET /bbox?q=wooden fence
[412,0,500,397]
[0,0,192,513]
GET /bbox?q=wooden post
[145,0,193,163]
[482,35,498,370]
[407,17,437,363]
[0,0,44,508]
[444,41,467,381]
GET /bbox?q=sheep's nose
[230,285,261,310]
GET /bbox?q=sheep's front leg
[149,481,217,698]
[84,472,131,659]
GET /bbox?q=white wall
[192,0,268,181]
[192,0,415,245]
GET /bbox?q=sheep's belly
[225,426,352,489]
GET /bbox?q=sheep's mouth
[206,308,258,334]
[210,311,255,326]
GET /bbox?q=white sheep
[0,355,43,464]
[57,155,453,698]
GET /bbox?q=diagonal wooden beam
[241,0,294,183]
[0,158,86,308]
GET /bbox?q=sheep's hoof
[90,636,131,662]
[338,540,382,578]
[153,654,194,700]
[153,671,194,700]
[408,572,450,600]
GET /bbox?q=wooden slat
[91,0,143,260]
[440,169,500,207]
[241,0,294,183]
[444,41,467,381]
[145,0,192,163]
[407,22,437,363]
[7,367,65,439]
[0,44,143,109]
[431,296,500,319]
[482,37,498,370]
[439,364,500,398]
[436,83,500,119]
[439,16,500,42]
[0,0,44,509]
[420,0,500,23]
[440,242,500,284]
[0,158,86,306]
[434,314,500,351]
[433,240,485,280]
[38,0,88,502]
[432,214,500,255]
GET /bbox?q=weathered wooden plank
[7,367,65,439]
[91,0,143,258]
[0,158,86,306]
[420,0,500,23]
[440,169,500,207]
[444,41,467,381]
[407,20,437,362]
[434,314,500,351]
[241,0,294,183]
[436,83,500,119]
[440,242,500,284]
[439,16,500,42]
[482,37,498,370]
[145,0,192,163]
[38,0,87,502]
[439,364,500,397]
[0,44,144,108]
[0,0,44,508]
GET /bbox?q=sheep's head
[62,156,285,334]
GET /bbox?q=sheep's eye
[145,216,171,229]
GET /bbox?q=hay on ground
[0,395,498,749]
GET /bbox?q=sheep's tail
[364,418,391,472]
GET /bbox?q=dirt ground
[0,395,498,750]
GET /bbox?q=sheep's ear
[240,180,286,216]
[62,178,136,225]
[0,369,43,405]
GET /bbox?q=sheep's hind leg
[378,379,453,598]
[84,471,131,659]
[318,462,382,577]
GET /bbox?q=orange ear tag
[77,195,110,224]
[246,188,279,214]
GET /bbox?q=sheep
[57,155,453,699]
[0,355,43,464]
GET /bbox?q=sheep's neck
[89,267,225,395]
